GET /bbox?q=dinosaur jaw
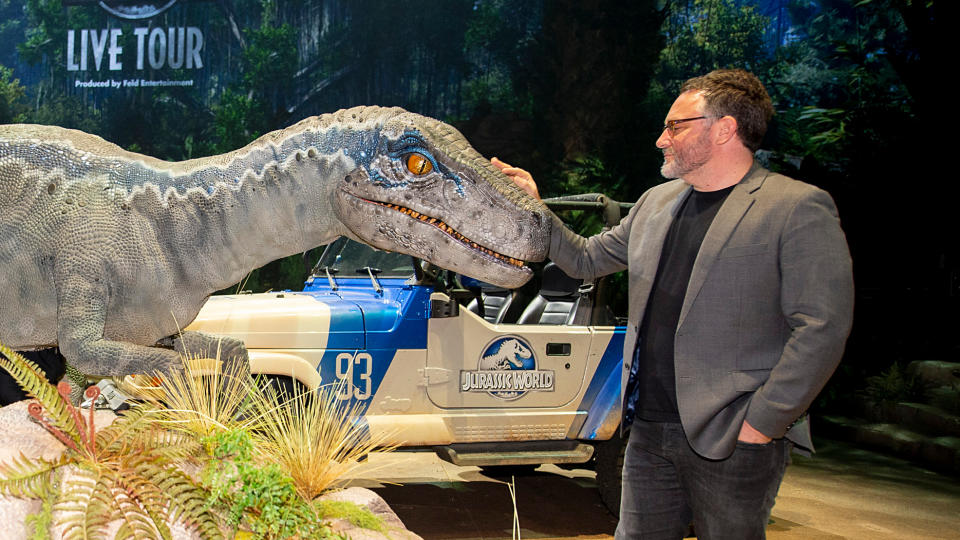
[365,199,527,268]
[335,193,534,288]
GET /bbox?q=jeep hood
[186,292,365,349]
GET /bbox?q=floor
[343,437,960,539]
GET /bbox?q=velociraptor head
[331,107,549,289]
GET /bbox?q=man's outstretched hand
[492,157,540,200]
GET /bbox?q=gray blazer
[549,164,854,459]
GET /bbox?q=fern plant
[196,377,391,538]
[0,341,223,540]
[201,428,343,540]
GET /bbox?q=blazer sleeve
[744,187,855,438]
[546,191,649,280]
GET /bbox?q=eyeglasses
[662,116,714,136]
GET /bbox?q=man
[494,69,853,539]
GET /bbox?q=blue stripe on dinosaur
[370,129,465,196]
[106,127,382,198]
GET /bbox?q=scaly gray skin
[0,106,549,379]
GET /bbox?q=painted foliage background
[0,0,953,410]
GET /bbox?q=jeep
[152,194,631,513]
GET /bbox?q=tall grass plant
[246,380,398,501]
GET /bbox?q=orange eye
[406,153,433,175]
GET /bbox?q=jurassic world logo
[460,336,555,400]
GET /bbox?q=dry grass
[508,476,521,540]
[247,381,397,501]
[149,352,254,438]
[133,342,398,502]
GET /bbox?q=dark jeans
[615,419,790,540]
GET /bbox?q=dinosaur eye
[406,153,433,175]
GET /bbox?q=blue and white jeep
[184,194,630,512]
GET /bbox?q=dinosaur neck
[124,118,380,293]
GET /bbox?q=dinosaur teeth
[366,198,526,268]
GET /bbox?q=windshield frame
[310,238,418,280]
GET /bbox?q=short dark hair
[680,69,774,152]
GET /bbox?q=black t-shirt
[632,185,734,423]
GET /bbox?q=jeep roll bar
[542,193,633,229]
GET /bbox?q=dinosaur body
[0,106,548,378]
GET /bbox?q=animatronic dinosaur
[0,106,550,380]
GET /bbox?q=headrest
[539,262,582,297]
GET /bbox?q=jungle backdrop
[0,0,952,410]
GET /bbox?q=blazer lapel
[641,184,692,277]
[678,165,768,328]
[630,183,691,321]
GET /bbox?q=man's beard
[661,130,712,179]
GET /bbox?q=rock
[0,399,117,465]
[320,487,423,540]
[906,360,960,387]
[0,400,121,540]
[819,414,960,475]
[0,494,41,540]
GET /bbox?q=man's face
[656,91,714,180]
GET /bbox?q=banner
[59,1,209,91]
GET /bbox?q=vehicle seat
[517,263,582,325]
[466,286,517,324]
